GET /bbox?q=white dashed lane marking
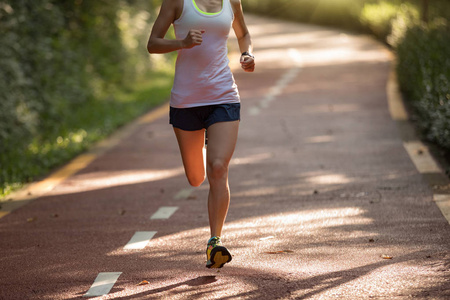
[151,206,179,220]
[249,48,303,116]
[83,272,122,297]
[123,231,157,250]
[174,188,194,200]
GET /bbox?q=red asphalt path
[1,15,449,299]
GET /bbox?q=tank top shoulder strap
[223,0,234,20]
[176,0,191,22]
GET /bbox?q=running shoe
[206,236,232,269]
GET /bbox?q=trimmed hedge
[396,21,450,149]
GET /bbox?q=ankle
[208,236,221,245]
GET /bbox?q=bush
[387,3,420,47]
[0,1,93,192]
[0,0,174,197]
[360,0,403,40]
[396,20,450,149]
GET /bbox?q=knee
[208,159,228,181]
[187,173,205,187]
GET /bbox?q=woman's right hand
[182,30,205,49]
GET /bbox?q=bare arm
[147,0,204,54]
[231,0,255,72]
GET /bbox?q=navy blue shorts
[170,103,240,131]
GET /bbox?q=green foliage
[396,20,450,149]
[0,0,174,198]
[243,0,368,32]
[0,0,128,143]
[387,3,420,46]
[360,0,404,40]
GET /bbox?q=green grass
[0,69,174,199]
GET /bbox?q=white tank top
[170,0,240,108]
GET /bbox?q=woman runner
[147,0,255,268]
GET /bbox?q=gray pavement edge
[386,56,450,224]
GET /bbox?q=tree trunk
[422,0,429,24]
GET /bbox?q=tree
[421,0,429,24]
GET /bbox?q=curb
[386,59,450,224]
[0,103,169,219]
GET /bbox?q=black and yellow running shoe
[206,236,232,269]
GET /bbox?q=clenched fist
[182,29,205,49]
[240,54,255,72]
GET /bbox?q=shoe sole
[206,246,232,269]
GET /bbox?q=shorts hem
[170,103,240,131]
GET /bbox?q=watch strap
[241,51,254,58]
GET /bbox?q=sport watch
[241,51,254,58]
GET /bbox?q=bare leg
[206,121,239,237]
[173,128,206,187]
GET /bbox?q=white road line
[249,48,303,116]
[150,206,179,220]
[83,272,122,297]
[123,231,157,250]
[174,188,194,200]
[434,194,450,224]
[403,141,443,174]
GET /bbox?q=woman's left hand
[240,55,255,72]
